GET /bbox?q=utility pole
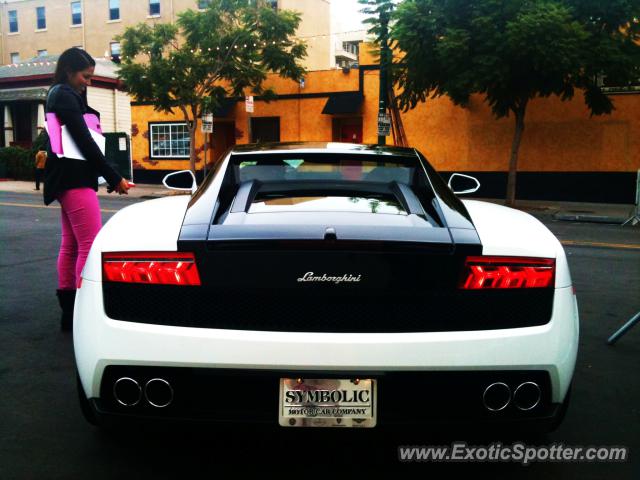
[377,10,390,146]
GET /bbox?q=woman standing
[43,47,130,332]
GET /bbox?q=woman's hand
[114,178,131,195]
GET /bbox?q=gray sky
[331,0,368,36]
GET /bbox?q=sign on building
[201,113,213,133]
[245,95,254,113]
[377,113,391,137]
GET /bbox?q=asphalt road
[1,191,639,478]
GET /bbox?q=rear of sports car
[74,143,578,433]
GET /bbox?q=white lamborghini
[73,142,579,433]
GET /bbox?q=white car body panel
[73,146,579,430]
[462,200,572,288]
[75,278,578,404]
[76,198,579,405]
[82,195,191,281]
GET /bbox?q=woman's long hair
[51,47,96,103]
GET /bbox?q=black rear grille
[102,283,554,332]
[98,365,555,424]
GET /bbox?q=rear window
[212,152,443,226]
[236,156,414,184]
[249,195,408,215]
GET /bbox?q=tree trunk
[506,104,526,207]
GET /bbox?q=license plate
[278,378,376,428]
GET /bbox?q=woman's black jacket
[42,83,123,206]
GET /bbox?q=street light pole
[377,11,390,146]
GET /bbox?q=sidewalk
[0,179,636,224]
[477,198,637,224]
[0,179,184,200]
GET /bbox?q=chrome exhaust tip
[482,382,511,411]
[113,377,142,407]
[513,382,541,411]
[144,378,173,408]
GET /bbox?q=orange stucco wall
[130,105,209,172]
[359,41,640,173]
[400,90,640,173]
[130,43,640,174]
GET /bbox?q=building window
[250,117,280,143]
[343,42,359,55]
[36,6,46,29]
[150,123,191,158]
[598,73,640,94]
[10,52,20,64]
[266,0,278,10]
[110,42,121,62]
[149,0,160,16]
[71,2,82,25]
[8,10,18,33]
[109,0,120,20]
[37,49,48,57]
[197,0,211,9]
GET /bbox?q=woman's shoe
[56,289,76,332]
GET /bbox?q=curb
[552,212,628,224]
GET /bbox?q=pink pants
[56,187,102,290]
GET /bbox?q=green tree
[117,0,306,174]
[391,0,640,205]
[359,0,397,45]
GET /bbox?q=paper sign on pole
[245,95,254,113]
[377,113,391,137]
[201,113,213,133]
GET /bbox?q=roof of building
[0,55,120,81]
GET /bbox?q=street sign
[377,113,391,137]
[245,95,254,113]
[201,113,213,133]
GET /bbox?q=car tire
[548,382,572,432]
[76,371,99,426]
[507,382,573,442]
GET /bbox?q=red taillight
[459,256,555,290]
[102,252,201,286]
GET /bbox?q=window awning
[321,91,364,115]
[0,87,48,102]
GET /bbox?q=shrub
[0,131,49,180]
[0,146,31,180]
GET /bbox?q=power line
[298,28,369,39]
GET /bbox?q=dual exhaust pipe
[115,376,539,412]
[113,377,173,408]
[482,381,541,412]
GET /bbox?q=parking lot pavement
[0,191,638,478]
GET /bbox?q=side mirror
[162,170,197,194]
[448,173,480,195]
